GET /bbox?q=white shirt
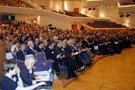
[11,45,19,53]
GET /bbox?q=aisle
[54,46,135,90]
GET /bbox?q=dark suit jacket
[64,45,72,55]
[34,46,45,52]
[16,50,25,61]
[45,47,56,60]
[17,62,34,85]
[25,47,35,55]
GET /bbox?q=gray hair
[25,54,36,62]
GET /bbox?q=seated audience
[120,0,135,5]
[1,20,135,79]
[2,61,46,90]
[16,43,26,61]
[17,54,36,86]
[0,0,33,8]
[10,41,20,55]
[87,21,127,28]
[25,40,37,55]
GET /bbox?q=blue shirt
[2,75,18,90]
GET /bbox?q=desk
[35,79,63,90]
[34,70,55,90]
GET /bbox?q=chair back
[35,52,47,62]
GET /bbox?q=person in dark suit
[25,41,37,55]
[16,44,26,61]
[2,61,46,90]
[34,41,45,52]
[44,41,62,75]
[67,39,85,70]
[17,54,36,86]
[53,40,67,75]
[44,41,56,60]
[61,40,77,79]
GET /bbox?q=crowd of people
[120,0,135,5]
[0,0,33,8]
[0,20,135,89]
[87,21,127,28]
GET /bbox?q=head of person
[62,40,67,48]
[43,39,48,47]
[67,39,73,46]
[48,41,55,49]
[57,40,62,48]
[20,43,26,50]
[27,40,34,48]
[24,54,36,70]
[5,61,20,76]
[53,36,59,43]
[39,41,44,48]
[14,41,20,47]
[34,38,39,46]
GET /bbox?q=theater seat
[35,52,47,63]
[34,60,54,72]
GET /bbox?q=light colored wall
[119,5,135,13]
[32,0,87,12]
[96,6,135,27]
[40,16,72,29]
[1,1,135,28]
[21,0,42,9]
[33,0,63,11]
[98,7,119,18]
[87,0,119,7]
[0,5,43,15]
[64,0,87,12]
[86,0,135,28]
[49,0,63,11]
[39,11,96,29]
[15,15,38,23]
[32,0,50,9]
[14,10,97,29]
[0,5,96,29]
[83,8,99,17]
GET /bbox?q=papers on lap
[6,53,14,60]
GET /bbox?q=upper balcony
[0,0,33,8]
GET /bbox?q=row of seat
[0,0,33,8]
[4,52,55,89]
[6,52,54,72]
[87,21,127,28]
